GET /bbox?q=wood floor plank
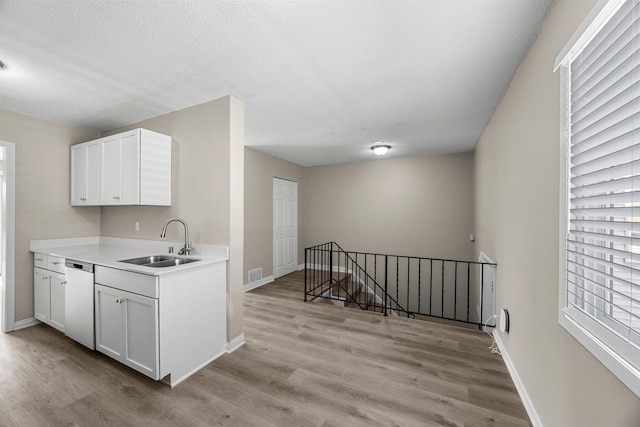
[0,269,531,426]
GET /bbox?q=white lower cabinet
[92,263,225,386]
[34,268,50,323]
[95,284,159,380]
[49,273,66,331]
[34,255,66,333]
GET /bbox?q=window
[556,0,640,397]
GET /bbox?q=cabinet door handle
[52,262,63,265]
[61,281,67,285]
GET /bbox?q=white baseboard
[243,275,274,292]
[167,349,226,387]
[226,333,245,353]
[14,317,39,331]
[298,263,304,271]
[493,331,543,427]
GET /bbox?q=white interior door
[0,142,15,333]
[273,178,298,279]
[479,252,496,323]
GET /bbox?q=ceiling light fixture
[371,144,391,156]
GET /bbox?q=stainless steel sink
[119,255,201,268]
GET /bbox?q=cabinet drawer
[95,266,158,298]
[33,253,47,269]
[47,255,66,274]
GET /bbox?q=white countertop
[30,236,228,276]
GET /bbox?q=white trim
[226,333,245,353]
[559,310,640,396]
[553,0,626,70]
[29,236,100,250]
[1,141,15,333]
[243,275,274,292]
[30,236,229,259]
[297,263,304,271]
[558,63,570,332]
[14,317,40,331]
[166,349,226,387]
[493,331,543,427]
[478,251,495,264]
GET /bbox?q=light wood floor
[0,270,531,426]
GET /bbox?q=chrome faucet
[160,218,192,255]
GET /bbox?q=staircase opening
[304,242,497,329]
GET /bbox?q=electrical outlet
[499,308,510,333]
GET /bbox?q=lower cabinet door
[123,291,159,380]
[49,272,66,332]
[95,284,124,360]
[94,284,159,380]
[34,268,50,323]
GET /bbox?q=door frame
[1,141,16,333]
[273,177,298,279]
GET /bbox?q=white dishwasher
[65,260,95,350]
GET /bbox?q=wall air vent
[248,267,263,284]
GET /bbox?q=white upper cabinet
[70,140,101,205]
[71,128,171,206]
[101,130,141,205]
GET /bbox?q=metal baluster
[429,259,433,316]
[383,255,389,316]
[454,261,458,320]
[467,262,471,323]
[480,264,485,330]
[441,261,445,318]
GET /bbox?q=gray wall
[101,96,245,342]
[244,147,306,282]
[0,109,100,321]
[243,150,476,288]
[474,0,640,425]
[306,152,475,260]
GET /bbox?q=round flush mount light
[371,143,391,156]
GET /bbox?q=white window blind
[562,0,640,395]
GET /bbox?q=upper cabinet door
[101,130,140,205]
[70,145,87,205]
[85,141,102,204]
[101,134,123,205]
[70,140,102,206]
[119,131,141,205]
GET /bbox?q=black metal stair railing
[304,242,409,316]
[304,242,498,329]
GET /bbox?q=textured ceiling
[0,0,554,166]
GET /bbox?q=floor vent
[248,268,263,284]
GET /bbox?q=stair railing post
[330,243,334,286]
[383,255,389,317]
[304,248,308,302]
